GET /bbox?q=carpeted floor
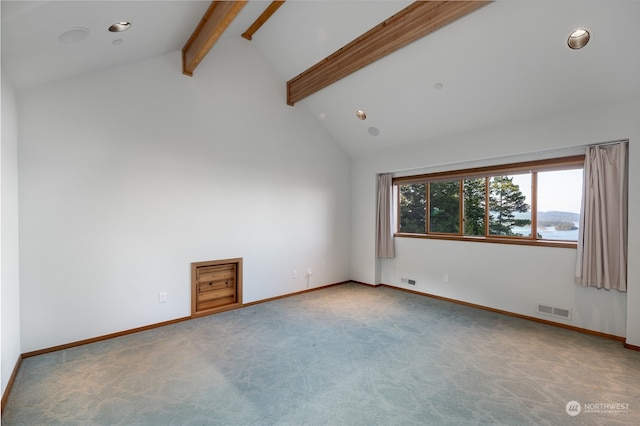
[3,283,640,425]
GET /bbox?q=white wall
[17,38,351,352]
[351,98,640,344]
[1,68,22,396]
[13,29,640,355]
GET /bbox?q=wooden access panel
[191,258,242,317]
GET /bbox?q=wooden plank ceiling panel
[286,1,492,106]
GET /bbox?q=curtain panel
[575,142,628,291]
[376,173,395,259]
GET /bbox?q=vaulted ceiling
[3,1,640,158]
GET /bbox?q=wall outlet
[443,274,449,283]
[292,270,298,279]
[159,291,167,303]
[408,279,416,285]
[306,268,312,277]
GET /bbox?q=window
[429,180,460,234]
[488,174,531,237]
[463,178,486,236]
[394,156,584,248]
[399,183,426,233]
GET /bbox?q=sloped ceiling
[3,1,640,158]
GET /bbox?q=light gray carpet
[3,283,640,425]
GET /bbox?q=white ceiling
[3,0,640,158]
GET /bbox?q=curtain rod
[383,139,628,176]
[583,139,628,148]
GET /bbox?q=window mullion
[484,177,489,237]
[424,183,429,234]
[395,184,401,234]
[459,179,463,235]
[532,172,538,240]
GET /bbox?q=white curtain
[575,142,628,291]
[376,173,395,259]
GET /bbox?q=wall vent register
[536,303,572,320]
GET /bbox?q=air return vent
[537,303,572,320]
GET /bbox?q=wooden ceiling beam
[242,1,285,41]
[182,0,248,76]
[286,1,492,106]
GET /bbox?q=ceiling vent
[58,27,89,44]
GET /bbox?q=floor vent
[537,303,572,320]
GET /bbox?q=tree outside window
[488,175,531,236]
[463,178,486,236]
[429,181,460,234]
[399,183,426,234]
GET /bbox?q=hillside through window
[394,156,584,248]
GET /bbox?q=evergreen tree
[399,176,531,237]
[399,183,426,233]
[429,181,460,233]
[463,178,486,236]
[488,176,531,235]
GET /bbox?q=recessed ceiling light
[58,27,89,44]
[568,28,590,49]
[356,110,367,120]
[435,82,444,90]
[109,21,131,32]
[368,127,380,136]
